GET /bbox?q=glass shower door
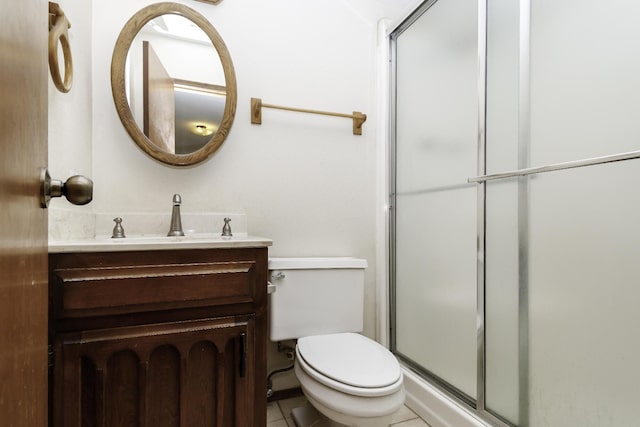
[484,1,640,425]
[393,0,640,425]
[392,0,479,400]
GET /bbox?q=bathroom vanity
[48,236,270,427]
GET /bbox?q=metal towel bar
[468,149,640,183]
[250,97,367,135]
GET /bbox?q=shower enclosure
[390,0,640,425]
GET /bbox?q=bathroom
[3,0,639,426]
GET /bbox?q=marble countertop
[49,234,273,253]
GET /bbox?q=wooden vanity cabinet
[48,247,268,427]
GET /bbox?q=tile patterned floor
[267,395,431,427]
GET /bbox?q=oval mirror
[111,2,236,166]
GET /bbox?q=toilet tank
[268,257,368,341]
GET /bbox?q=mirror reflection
[127,14,225,154]
[111,3,237,166]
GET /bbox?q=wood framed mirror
[111,2,236,166]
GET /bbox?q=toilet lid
[297,333,401,389]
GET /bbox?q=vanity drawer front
[51,261,257,318]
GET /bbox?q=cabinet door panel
[53,317,253,427]
[105,350,140,427]
[147,346,180,427]
[184,341,217,425]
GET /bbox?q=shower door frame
[388,0,509,425]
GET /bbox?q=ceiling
[343,0,424,27]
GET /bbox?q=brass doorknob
[40,168,93,208]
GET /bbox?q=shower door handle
[40,168,93,208]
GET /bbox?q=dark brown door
[0,0,49,425]
[144,41,176,152]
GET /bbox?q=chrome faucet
[167,194,185,236]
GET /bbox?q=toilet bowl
[294,333,405,426]
[268,258,405,427]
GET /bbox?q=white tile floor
[267,395,431,427]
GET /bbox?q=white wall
[48,0,94,236]
[48,1,92,179]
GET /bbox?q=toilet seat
[296,333,403,397]
[295,356,406,423]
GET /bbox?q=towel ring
[49,2,73,93]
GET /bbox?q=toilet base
[291,403,347,427]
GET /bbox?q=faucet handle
[172,194,182,205]
[112,217,126,238]
[221,217,232,237]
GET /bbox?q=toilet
[268,257,405,427]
